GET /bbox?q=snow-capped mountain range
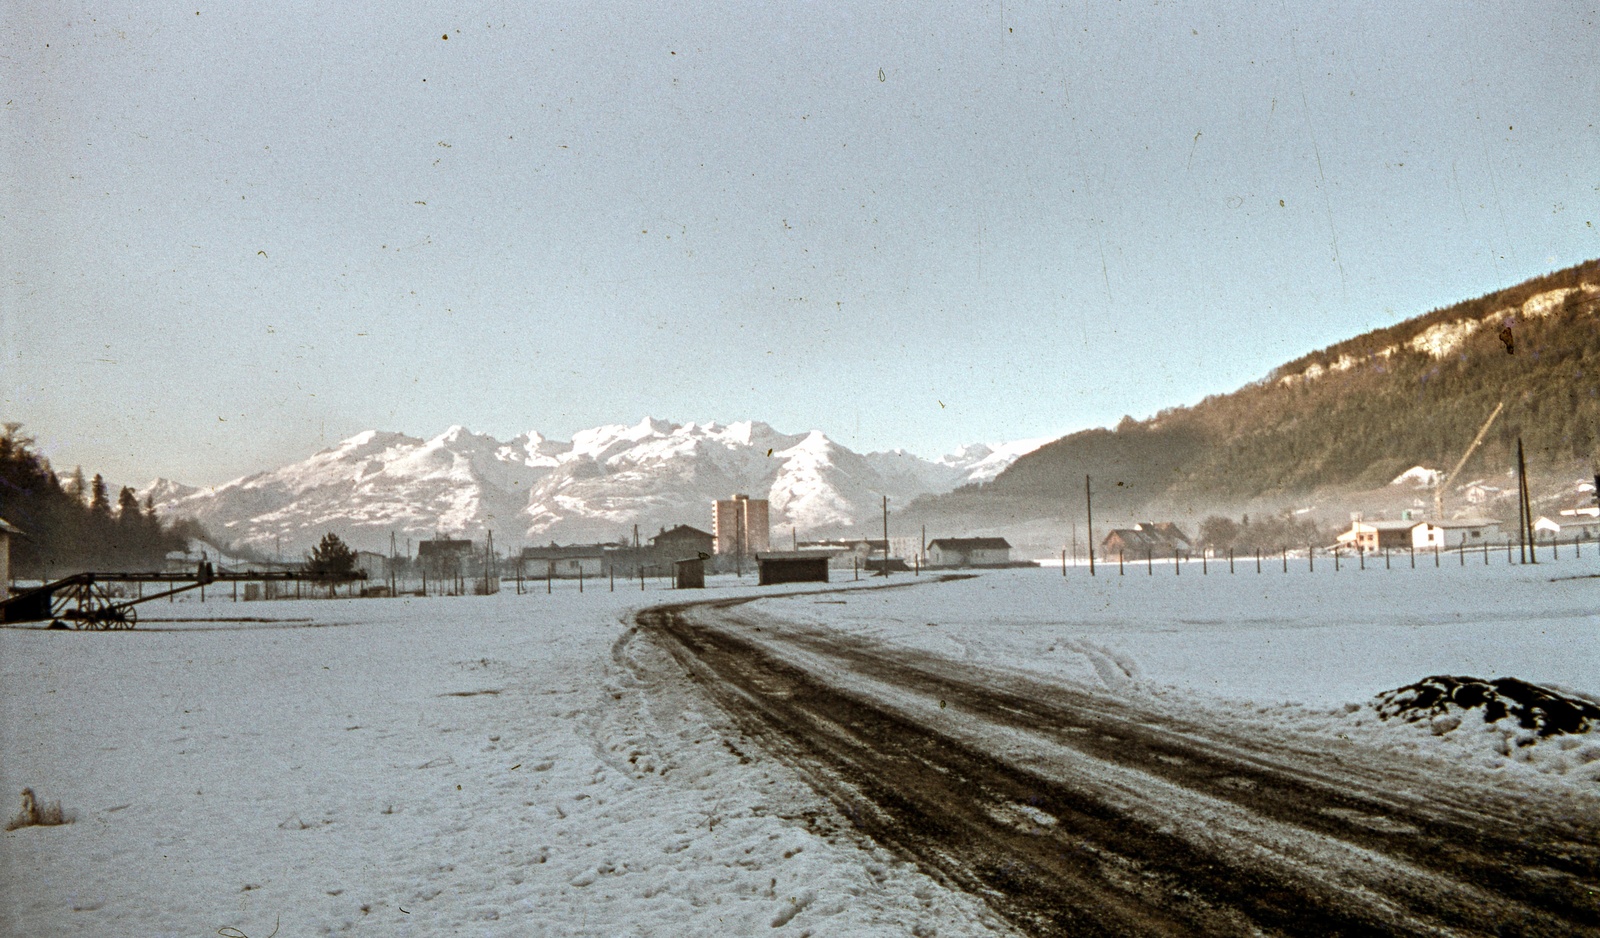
[141,419,1051,554]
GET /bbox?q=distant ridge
[913,259,1600,525]
[143,420,1047,554]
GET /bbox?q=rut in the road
[638,599,1600,938]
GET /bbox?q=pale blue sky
[4,1,1597,486]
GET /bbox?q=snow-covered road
[645,587,1600,935]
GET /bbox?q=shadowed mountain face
[909,260,1600,531]
[142,420,1046,554]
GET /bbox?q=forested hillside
[912,259,1600,525]
[0,424,197,577]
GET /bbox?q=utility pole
[1085,475,1095,576]
[880,495,890,577]
[1518,437,1536,563]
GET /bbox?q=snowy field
[763,557,1600,792]
[1,575,1010,938]
[3,557,1598,936]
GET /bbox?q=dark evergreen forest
[0,424,199,577]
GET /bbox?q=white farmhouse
[1413,518,1503,549]
[926,537,1012,567]
[1337,520,1424,552]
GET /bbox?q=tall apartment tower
[713,494,770,556]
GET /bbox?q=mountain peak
[146,419,1050,552]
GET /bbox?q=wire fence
[1062,535,1595,578]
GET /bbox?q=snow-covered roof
[653,525,713,541]
[927,537,1012,550]
[1351,520,1424,532]
[520,544,609,559]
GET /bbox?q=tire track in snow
[637,593,1600,937]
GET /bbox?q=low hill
[908,260,1600,540]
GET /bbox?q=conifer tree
[64,466,86,503]
[89,474,111,516]
[117,486,142,521]
[305,532,357,575]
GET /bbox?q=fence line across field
[18,532,1591,608]
[1083,533,1586,577]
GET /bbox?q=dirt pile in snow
[1374,675,1600,739]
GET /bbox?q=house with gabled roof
[1336,520,1424,552]
[1100,523,1191,560]
[926,537,1011,567]
[651,524,714,559]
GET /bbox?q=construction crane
[1435,401,1505,521]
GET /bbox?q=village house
[1336,520,1423,552]
[1535,516,1600,541]
[651,524,715,559]
[417,539,475,583]
[1412,518,1503,549]
[798,538,887,569]
[926,537,1012,567]
[354,550,391,582]
[1099,523,1191,561]
[520,543,607,579]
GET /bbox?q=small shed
[755,551,831,585]
[673,556,706,589]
